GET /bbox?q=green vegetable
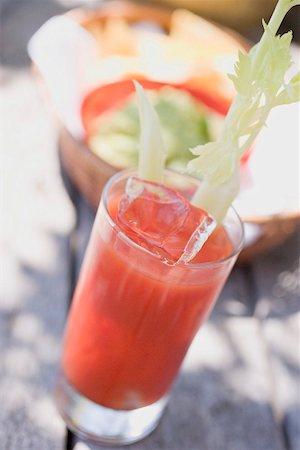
[134,80,166,183]
[188,0,300,223]
[89,86,219,173]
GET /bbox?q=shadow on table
[0,228,72,448]
[4,227,299,450]
[73,366,284,450]
[0,0,67,68]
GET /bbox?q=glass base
[55,375,168,446]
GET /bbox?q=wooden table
[1,2,299,449]
[65,188,300,450]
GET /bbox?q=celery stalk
[188,0,300,223]
[134,81,166,183]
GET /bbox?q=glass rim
[101,168,245,269]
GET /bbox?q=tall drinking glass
[55,169,244,445]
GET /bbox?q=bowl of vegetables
[82,79,228,170]
[59,1,246,208]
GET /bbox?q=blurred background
[1,0,299,68]
[1,0,299,261]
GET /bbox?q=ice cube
[177,216,217,264]
[116,177,216,265]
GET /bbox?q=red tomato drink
[61,171,243,416]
